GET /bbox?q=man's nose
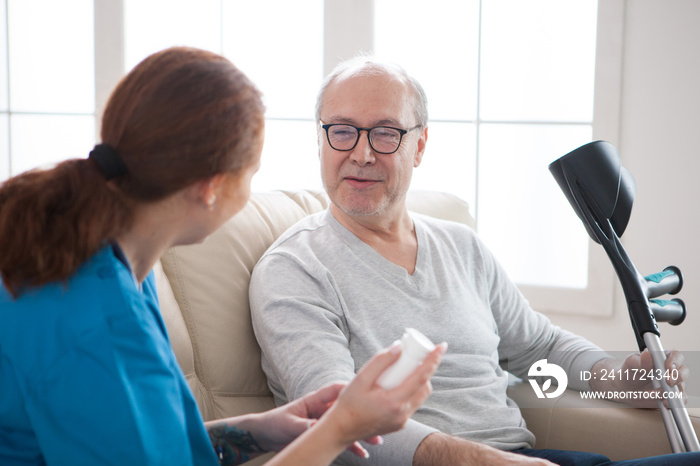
[349,130,375,166]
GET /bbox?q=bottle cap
[402,328,435,359]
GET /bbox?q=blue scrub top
[0,245,218,465]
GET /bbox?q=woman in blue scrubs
[0,47,444,466]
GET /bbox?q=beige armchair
[154,190,699,464]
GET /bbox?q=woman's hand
[209,341,445,465]
[316,340,447,456]
[247,383,348,453]
[256,343,447,465]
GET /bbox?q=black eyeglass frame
[320,123,422,155]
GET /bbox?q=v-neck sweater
[250,209,605,465]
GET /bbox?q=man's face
[318,72,426,219]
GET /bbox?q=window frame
[89,0,624,317]
[517,0,624,317]
[326,0,624,317]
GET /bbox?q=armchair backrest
[155,190,474,420]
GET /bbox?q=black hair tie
[89,143,127,180]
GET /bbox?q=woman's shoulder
[3,248,102,304]
[0,246,140,344]
[0,245,162,375]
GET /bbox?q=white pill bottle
[377,328,435,390]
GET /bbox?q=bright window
[123,0,222,72]
[1,0,95,178]
[479,0,597,122]
[123,0,324,192]
[0,0,621,316]
[221,0,324,191]
[477,123,591,288]
[375,0,598,290]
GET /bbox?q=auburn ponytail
[0,158,133,297]
[0,46,264,298]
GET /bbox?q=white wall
[547,0,700,354]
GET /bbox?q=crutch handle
[645,266,683,298]
[649,298,686,326]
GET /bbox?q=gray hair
[314,56,429,128]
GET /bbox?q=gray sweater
[250,210,606,465]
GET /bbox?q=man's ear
[317,125,324,159]
[414,126,428,168]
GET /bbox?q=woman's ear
[196,174,226,211]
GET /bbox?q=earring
[206,181,216,211]
[206,195,217,211]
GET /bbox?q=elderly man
[249,57,696,465]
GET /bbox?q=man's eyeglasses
[320,123,421,155]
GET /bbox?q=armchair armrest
[507,379,700,460]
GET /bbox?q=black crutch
[549,140,700,453]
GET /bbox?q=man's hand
[589,350,689,408]
[413,433,556,465]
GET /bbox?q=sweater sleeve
[474,235,609,392]
[250,250,357,400]
[250,250,437,465]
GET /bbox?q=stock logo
[528,359,568,399]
